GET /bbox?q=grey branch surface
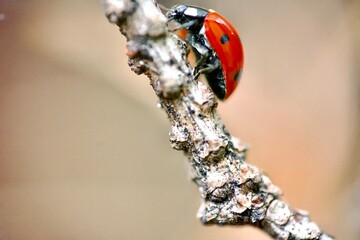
[103,0,334,239]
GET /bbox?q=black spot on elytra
[220,34,230,44]
[234,70,241,82]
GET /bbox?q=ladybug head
[166,5,188,23]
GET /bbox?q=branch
[103,0,334,239]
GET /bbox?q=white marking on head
[184,7,198,17]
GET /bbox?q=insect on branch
[103,0,335,239]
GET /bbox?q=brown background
[0,0,359,239]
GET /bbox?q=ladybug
[166,5,244,100]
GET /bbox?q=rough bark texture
[103,0,335,239]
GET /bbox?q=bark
[103,0,335,239]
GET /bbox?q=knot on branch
[197,161,280,225]
[154,65,185,99]
[262,202,328,240]
[190,82,217,112]
[104,0,138,24]
[195,137,228,161]
[169,125,189,150]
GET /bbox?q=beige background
[0,0,359,239]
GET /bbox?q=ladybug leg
[193,61,220,79]
[194,52,209,66]
[193,50,220,79]
[169,19,199,32]
[191,42,212,68]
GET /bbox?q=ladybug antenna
[155,2,170,12]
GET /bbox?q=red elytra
[204,10,244,99]
[166,5,244,100]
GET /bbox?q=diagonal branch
[103,0,335,239]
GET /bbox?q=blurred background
[0,0,359,239]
